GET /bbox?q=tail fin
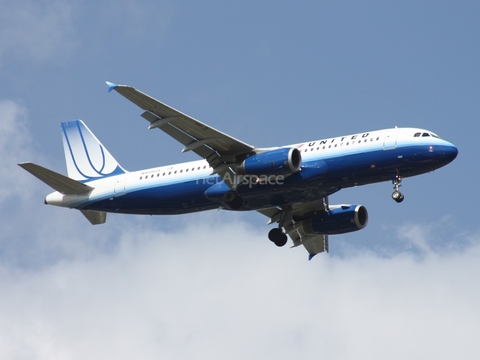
[61,120,126,181]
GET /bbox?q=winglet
[106,81,118,93]
[308,254,317,261]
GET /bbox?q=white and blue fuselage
[46,127,457,214]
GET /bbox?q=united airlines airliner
[19,82,458,259]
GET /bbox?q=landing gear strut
[392,174,404,203]
[268,228,288,247]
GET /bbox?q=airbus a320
[19,82,458,259]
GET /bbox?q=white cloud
[0,100,36,202]
[0,212,480,360]
[0,0,77,63]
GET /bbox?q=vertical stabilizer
[61,120,126,181]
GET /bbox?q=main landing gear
[392,174,405,203]
[268,228,288,247]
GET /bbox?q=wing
[107,82,255,186]
[258,198,330,260]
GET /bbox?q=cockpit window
[414,131,440,139]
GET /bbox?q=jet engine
[236,148,302,176]
[297,205,368,235]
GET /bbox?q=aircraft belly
[85,180,218,215]
[320,145,453,188]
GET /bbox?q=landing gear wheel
[268,228,288,247]
[392,191,404,203]
[223,190,243,209]
[391,174,404,203]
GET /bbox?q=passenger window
[139,176,142,180]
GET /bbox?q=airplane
[18,82,458,259]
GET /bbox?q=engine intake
[237,148,302,176]
[300,205,368,235]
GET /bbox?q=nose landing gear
[392,174,404,203]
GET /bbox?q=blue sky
[1,1,479,359]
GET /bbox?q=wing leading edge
[106,82,255,186]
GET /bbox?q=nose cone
[444,143,458,163]
[433,141,458,167]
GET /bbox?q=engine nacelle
[237,148,302,176]
[299,205,368,235]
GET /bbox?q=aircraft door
[114,174,127,197]
[383,128,399,150]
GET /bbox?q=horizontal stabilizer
[18,162,93,195]
[80,210,107,225]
